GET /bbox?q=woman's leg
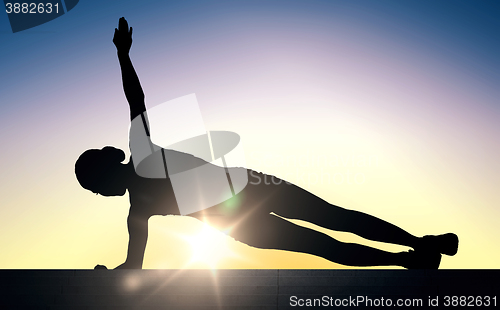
[231,213,437,268]
[270,184,421,248]
[269,183,458,255]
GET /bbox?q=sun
[183,223,237,268]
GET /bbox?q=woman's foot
[415,233,459,256]
[401,250,442,269]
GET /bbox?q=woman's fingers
[119,17,128,32]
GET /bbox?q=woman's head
[75,146,129,196]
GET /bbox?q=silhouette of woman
[76,18,458,270]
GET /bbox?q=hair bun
[102,146,125,162]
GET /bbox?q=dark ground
[0,269,498,309]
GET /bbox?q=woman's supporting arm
[115,213,148,269]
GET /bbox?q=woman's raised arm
[113,17,146,121]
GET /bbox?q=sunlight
[183,223,237,269]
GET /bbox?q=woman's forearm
[118,52,146,121]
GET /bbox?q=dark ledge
[0,269,498,309]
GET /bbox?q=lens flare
[183,223,237,268]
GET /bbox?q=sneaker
[402,250,441,269]
[417,233,459,256]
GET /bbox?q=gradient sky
[0,0,498,269]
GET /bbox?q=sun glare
[183,223,237,268]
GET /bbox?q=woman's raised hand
[113,17,133,54]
